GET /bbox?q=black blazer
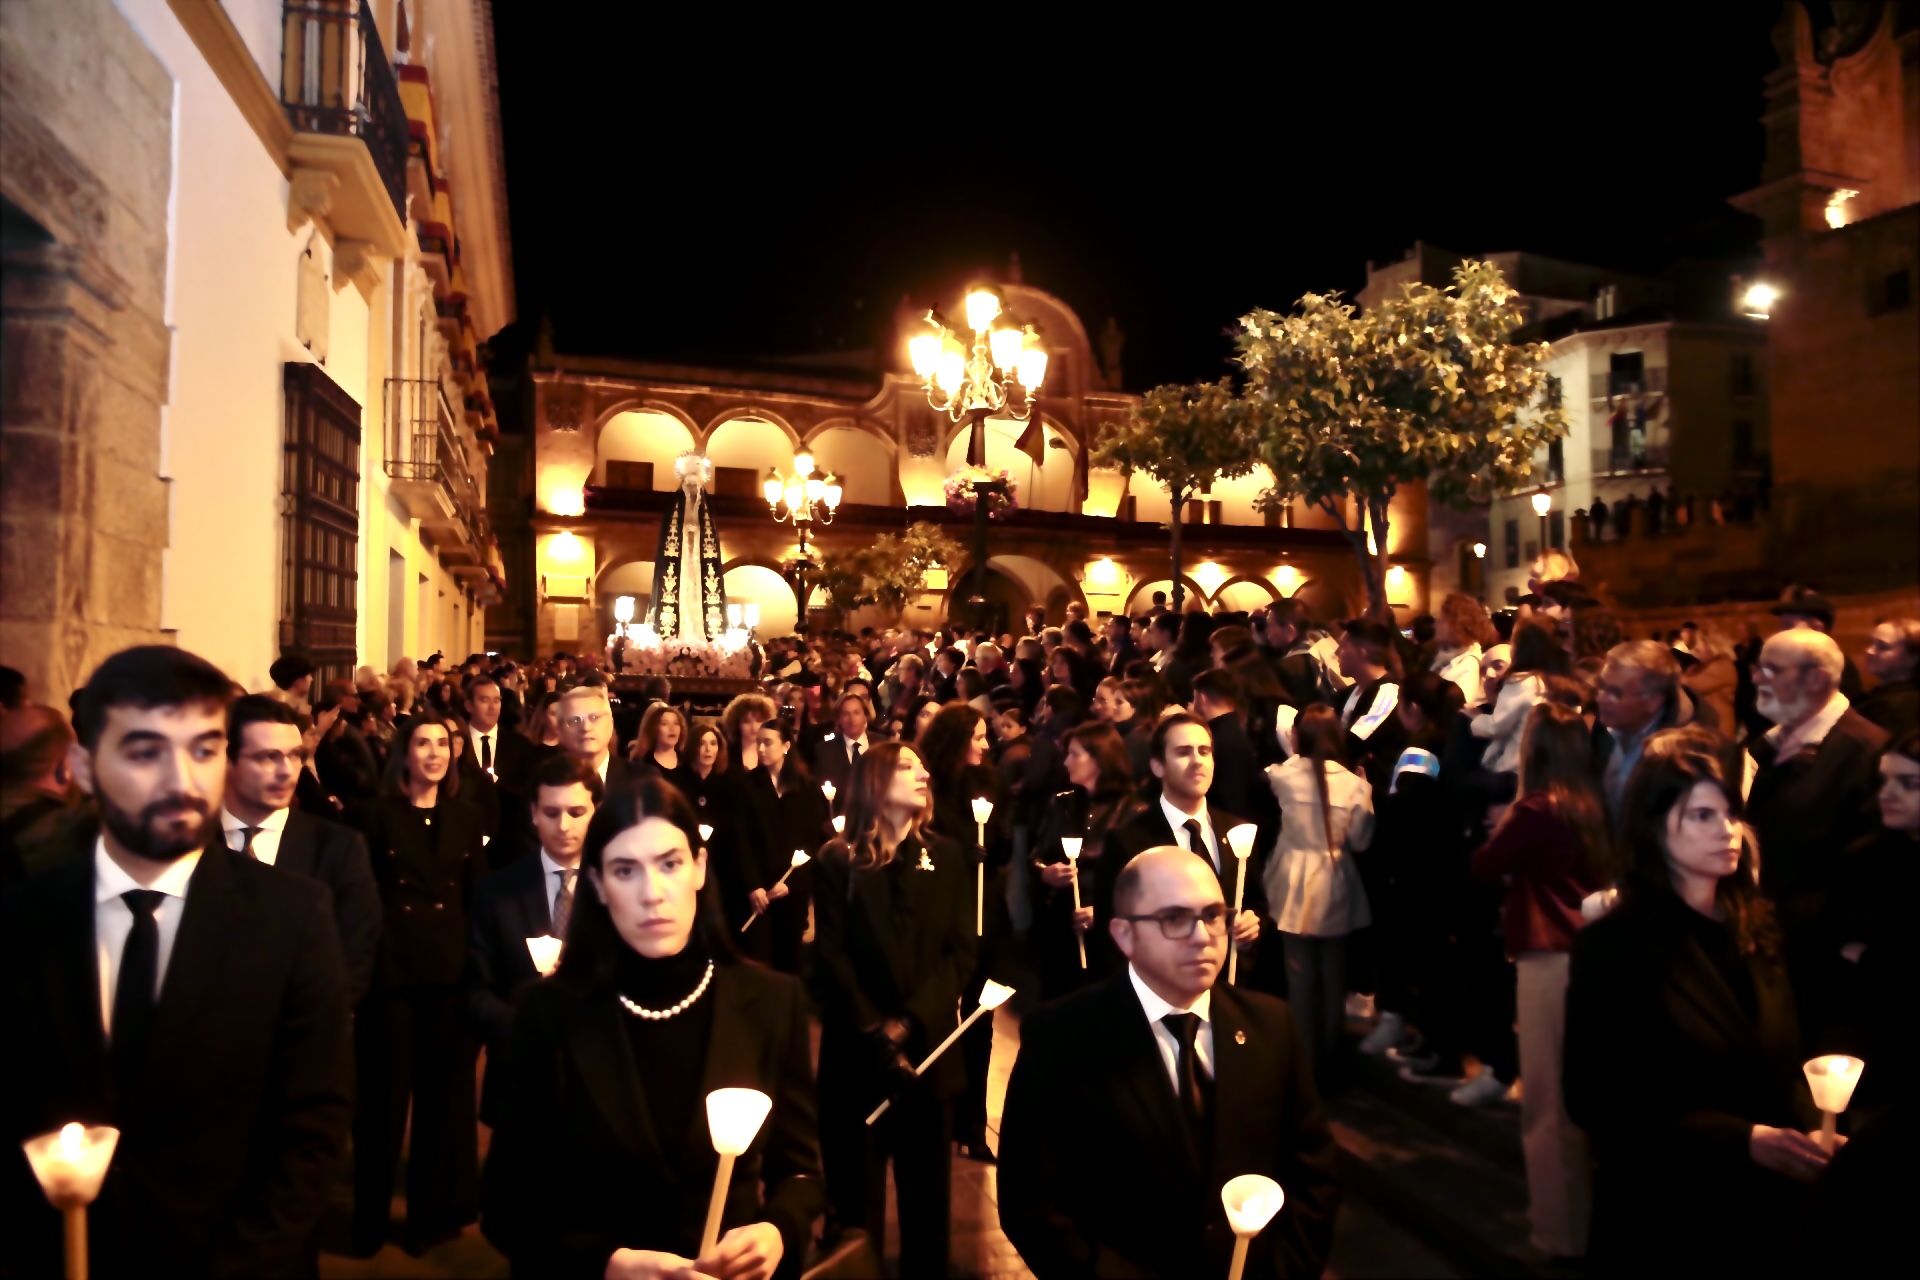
[1746,709,1890,929]
[1103,800,1266,920]
[360,794,486,989]
[277,810,382,1005]
[3,831,352,1278]
[466,852,555,1123]
[481,964,823,1279]
[999,974,1339,1279]
[809,736,868,800]
[1565,891,1817,1271]
[808,831,979,1100]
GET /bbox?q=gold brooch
[1234,1030,1247,1045]
[916,851,936,872]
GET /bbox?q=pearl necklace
[617,960,716,1021]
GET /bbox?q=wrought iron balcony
[281,0,409,224]
[386,377,486,551]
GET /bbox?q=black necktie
[238,827,260,859]
[1183,818,1214,870]
[850,740,862,765]
[1163,1011,1210,1132]
[113,890,166,1085]
[481,732,493,772]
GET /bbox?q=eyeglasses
[563,711,608,730]
[1756,661,1817,680]
[1116,904,1231,939]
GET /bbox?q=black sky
[491,7,1780,390]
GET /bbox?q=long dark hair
[556,775,736,989]
[919,704,985,782]
[1516,702,1610,886]
[824,740,931,872]
[1061,721,1134,802]
[1293,704,1347,856]
[1618,726,1777,957]
[382,715,461,799]
[1509,620,1571,678]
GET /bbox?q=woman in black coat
[483,777,822,1280]
[1028,721,1143,996]
[353,715,488,1255]
[1565,726,1831,1272]
[809,741,977,1277]
[747,719,831,976]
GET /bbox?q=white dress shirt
[843,735,869,764]
[220,805,290,866]
[1764,691,1851,761]
[1128,963,1214,1093]
[1159,793,1220,872]
[470,725,500,777]
[539,849,578,930]
[95,837,201,1037]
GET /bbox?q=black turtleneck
[615,939,717,1161]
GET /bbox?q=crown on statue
[674,452,713,484]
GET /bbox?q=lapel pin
[917,851,936,872]
[1234,1029,1247,1046]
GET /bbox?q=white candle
[1224,824,1256,986]
[1221,1174,1285,1280]
[831,814,845,835]
[524,934,563,976]
[1061,836,1087,971]
[1803,1054,1865,1151]
[740,852,812,933]
[821,780,836,805]
[22,1121,119,1280]
[867,981,1016,1125]
[971,796,994,938]
[700,1089,773,1258]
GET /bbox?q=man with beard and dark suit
[1000,847,1339,1278]
[1102,714,1263,959]
[222,695,381,1004]
[467,754,599,1124]
[3,647,351,1278]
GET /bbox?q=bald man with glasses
[999,848,1338,1279]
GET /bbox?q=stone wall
[0,0,174,703]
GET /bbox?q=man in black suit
[3,646,351,1277]
[1000,847,1339,1278]
[462,674,535,867]
[1103,713,1264,953]
[467,754,600,1124]
[1332,619,1407,792]
[810,691,873,801]
[1747,628,1890,1035]
[223,695,381,1004]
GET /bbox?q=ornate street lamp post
[907,288,1048,631]
[765,450,842,622]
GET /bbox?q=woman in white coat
[1264,704,1375,1086]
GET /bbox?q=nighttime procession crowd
[3,555,1915,1280]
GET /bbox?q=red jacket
[1471,792,1599,956]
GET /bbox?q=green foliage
[812,522,963,619]
[1235,259,1568,615]
[1090,379,1259,503]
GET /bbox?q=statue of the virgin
[649,453,726,641]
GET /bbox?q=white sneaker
[1450,1072,1510,1107]
[1344,992,1377,1021]
[1358,1012,1405,1056]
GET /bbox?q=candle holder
[1061,836,1087,970]
[1224,824,1257,986]
[831,814,846,835]
[1803,1055,1865,1151]
[970,796,994,937]
[524,934,563,976]
[741,851,811,932]
[23,1122,119,1280]
[1220,1173,1285,1280]
[867,980,1016,1125]
[700,1088,773,1258]
[698,823,714,847]
[820,780,836,807]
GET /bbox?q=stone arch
[941,415,1079,513]
[803,419,899,507]
[595,409,698,488]
[1213,576,1280,613]
[591,396,701,441]
[1124,576,1208,614]
[703,413,800,477]
[720,562,800,638]
[702,406,801,451]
